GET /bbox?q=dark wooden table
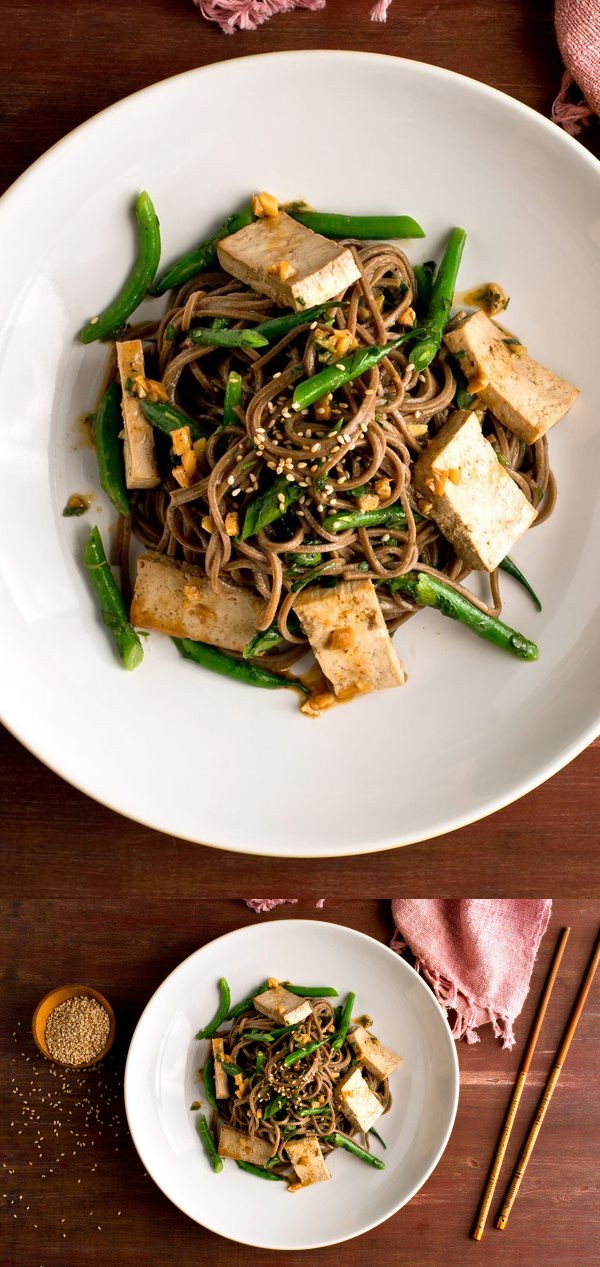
[2,900,599,1267]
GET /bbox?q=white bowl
[124,918,459,1249]
[0,52,599,856]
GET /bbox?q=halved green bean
[197,1114,223,1173]
[369,1128,387,1150]
[323,506,408,534]
[203,1052,218,1110]
[297,1105,334,1118]
[283,1038,329,1067]
[226,981,269,1020]
[235,1161,287,1181]
[325,1131,385,1169]
[292,332,414,412]
[241,475,302,540]
[254,302,339,344]
[499,556,542,612]
[174,638,307,694]
[140,398,207,442]
[195,977,231,1040]
[79,192,161,343]
[152,205,254,296]
[83,526,143,670]
[413,260,436,316]
[223,371,243,428]
[94,382,130,517]
[188,326,268,350]
[282,984,338,998]
[255,1051,266,1074]
[388,571,539,660]
[263,1095,288,1120]
[220,1060,243,1077]
[409,227,466,372]
[289,211,424,240]
[331,992,356,1051]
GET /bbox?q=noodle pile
[124,241,555,668]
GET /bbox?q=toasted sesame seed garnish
[273,371,281,379]
[227,475,235,486]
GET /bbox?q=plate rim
[123,917,460,1250]
[1,49,599,856]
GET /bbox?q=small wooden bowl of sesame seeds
[32,984,115,1068]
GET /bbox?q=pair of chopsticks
[472,925,600,1239]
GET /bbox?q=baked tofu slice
[217,212,360,311]
[413,410,537,572]
[218,1124,272,1167]
[211,1038,230,1099]
[285,1136,331,1188]
[115,340,160,489]
[347,1026,401,1081]
[130,552,263,652]
[334,1067,384,1134]
[294,579,405,700]
[253,986,312,1027]
[444,311,579,444]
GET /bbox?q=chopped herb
[496,452,510,468]
[124,376,134,393]
[452,348,466,360]
[165,323,176,341]
[190,1101,201,1111]
[62,494,90,517]
[535,485,545,502]
[502,337,521,346]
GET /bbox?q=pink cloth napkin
[552,0,600,134]
[391,899,551,1049]
[193,0,391,34]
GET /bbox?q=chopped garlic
[224,511,240,536]
[252,191,279,218]
[171,426,192,455]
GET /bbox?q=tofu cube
[444,311,579,444]
[413,410,537,572]
[285,1136,331,1187]
[211,1038,230,1099]
[253,986,312,1026]
[115,340,160,489]
[347,1026,401,1081]
[130,551,263,652]
[217,1124,272,1167]
[217,212,360,312]
[334,1067,384,1134]
[294,579,405,700]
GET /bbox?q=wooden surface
[2,900,599,1266]
[0,0,599,888]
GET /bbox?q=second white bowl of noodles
[124,919,459,1249]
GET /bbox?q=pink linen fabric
[245,898,324,911]
[553,0,600,134]
[391,899,551,1049]
[193,0,392,34]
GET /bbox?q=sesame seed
[414,410,422,419]
[231,488,242,497]
[273,371,281,379]
[310,443,321,453]
[285,474,296,483]
[227,475,235,486]
[335,362,345,371]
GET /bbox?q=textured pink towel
[392,899,551,1049]
[193,0,392,34]
[553,0,600,134]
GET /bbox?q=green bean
[289,211,424,240]
[79,191,161,343]
[283,1038,329,1067]
[369,1128,387,1150]
[235,1161,287,1181]
[292,332,414,412]
[282,984,338,998]
[226,981,269,1020]
[83,526,143,670]
[220,1060,243,1077]
[409,227,467,372]
[243,1023,299,1043]
[188,326,268,350]
[324,1132,385,1169]
[152,205,254,296]
[203,1052,218,1110]
[195,977,231,1039]
[173,638,307,694]
[288,551,323,568]
[499,556,542,612]
[322,506,408,534]
[241,474,302,540]
[255,1051,266,1075]
[254,302,339,343]
[94,383,130,517]
[263,1095,288,1120]
[453,365,477,410]
[297,1105,333,1118]
[197,1114,223,1173]
[331,992,356,1051]
[388,571,539,660]
[413,260,436,316]
[223,371,243,428]
[140,398,207,442]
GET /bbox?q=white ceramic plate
[0,53,599,857]
[124,919,459,1249]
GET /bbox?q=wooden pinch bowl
[32,983,116,1067]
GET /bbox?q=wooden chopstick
[471,925,570,1241]
[497,927,600,1230]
